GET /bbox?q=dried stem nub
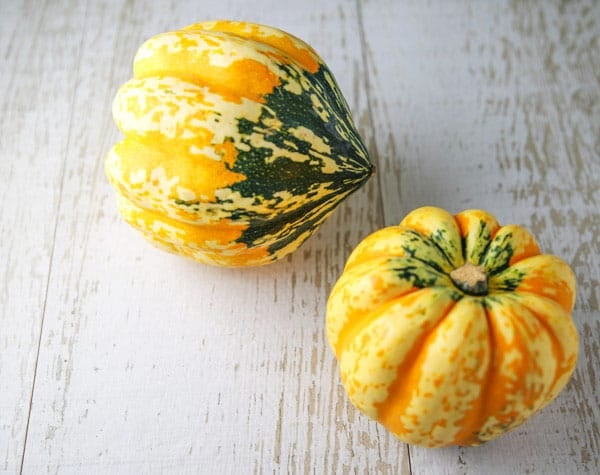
[450,262,488,296]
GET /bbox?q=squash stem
[450,262,488,296]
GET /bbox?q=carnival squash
[105,20,373,266]
[326,206,578,447]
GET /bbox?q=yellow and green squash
[105,20,373,266]
[327,206,578,447]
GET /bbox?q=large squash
[106,20,373,266]
[326,206,578,447]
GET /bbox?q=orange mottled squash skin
[326,206,578,447]
[105,20,372,266]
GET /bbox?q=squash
[326,206,578,447]
[105,20,373,266]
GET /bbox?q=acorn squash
[106,20,373,266]
[326,206,578,447]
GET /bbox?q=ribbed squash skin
[326,206,578,447]
[106,20,373,266]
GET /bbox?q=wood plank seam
[355,0,387,232]
[355,1,413,473]
[17,1,91,472]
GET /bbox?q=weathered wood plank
[360,0,599,473]
[18,1,407,473]
[0,1,91,472]
[3,0,597,473]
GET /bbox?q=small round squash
[106,20,373,266]
[326,206,578,447]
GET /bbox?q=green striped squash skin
[105,20,373,266]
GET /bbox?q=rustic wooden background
[1,0,598,473]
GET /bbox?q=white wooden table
[1,1,598,473]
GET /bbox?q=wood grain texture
[0,0,597,474]
[0,1,91,472]
[360,0,599,473]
